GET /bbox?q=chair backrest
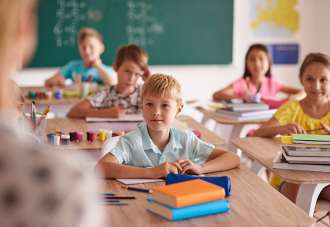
[100,136,121,159]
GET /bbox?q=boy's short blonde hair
[78,27,103,44]
[142,74,182,106]
[115,44,148,71]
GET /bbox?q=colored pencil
[97,193,115,196]
[99,202,128,205]
[41,106,51,115]
[306,128,324,133]
[101,196,136,199]
[256,83,262,93]
[121,185,152,193]
[103,200,120,203]
[87,74,94,83]
[121,185,150,190]
[22,112,34,127]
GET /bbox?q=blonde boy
[94,74,241,179]
[45,27,115,86]
[68,44,150,118]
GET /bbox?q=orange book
[152,179,225,208]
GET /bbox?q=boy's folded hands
[150,159,203,178]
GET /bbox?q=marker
[121,185,153,193]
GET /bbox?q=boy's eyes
[146,103,152,106]
[162,104,169,108]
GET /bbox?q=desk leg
[201,115,210,125]
[228,124,258,157]
[250,161,266,178]
[296,183,330,217]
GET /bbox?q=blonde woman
[0,1,98,226]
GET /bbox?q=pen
[306,128,324,133]
[121,185,153,193]
[256,83,262,93]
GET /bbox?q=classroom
[2,0,330,226]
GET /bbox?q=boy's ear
[112,62,118,72]
[141,99,143,110]
[100,43,105,54]
[175,103,184,117]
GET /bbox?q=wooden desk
[232,137,330,217]
[21,86,92,113]
[44,117,226,151]
[195,107,269,156]
[97,167,314,226]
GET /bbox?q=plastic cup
[246,93,261,103]
[99,131,106,141]
[105,131,113,140]
[54,89,63,100]
[89,132,95,142]
[80,82,90,99]
[45,91,53,100]
[22,113,47,138]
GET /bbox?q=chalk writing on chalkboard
[53,0,164,49]
[126,1,165,47]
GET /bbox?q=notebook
[292,134,330,144]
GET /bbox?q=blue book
[147,198,229,221]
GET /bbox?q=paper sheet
[186,99,225,111]
[116,178,164,185]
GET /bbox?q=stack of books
[212,99,275,121]
[273,134,330,172]
[147,179,229,221]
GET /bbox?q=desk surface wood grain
[231,137,330,184]
[96,167,314,227]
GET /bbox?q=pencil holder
[246,93,261,103]
[80,82,90,99]
[22,113,47,138]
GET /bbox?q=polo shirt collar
[139,123,183,152]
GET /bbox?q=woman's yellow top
[270,100,330,189]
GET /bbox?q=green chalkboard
[29,0,233,67]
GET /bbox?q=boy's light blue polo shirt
[60,60,113,84]
[109,123,215,167]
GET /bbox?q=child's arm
[45,72,66,87]
[213,85,246,100]
[176,147,241,175]
[94,153,183,179]
[68,100,126,118]
[92,60,116,85]
[280,85,305,101]
[253,117,306,137]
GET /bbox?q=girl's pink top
[232,77,282,97]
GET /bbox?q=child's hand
[279,123,306,135]
[321,122,330,134]
[90,58,102,68]
[287,94,300,101]
[108,106,126,118]
[176,159,203,175]
[150,162,182,178]
[53,76,66,86]
[141,67,151,81]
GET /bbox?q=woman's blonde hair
[9,79,25,112]
[142,74,182,106]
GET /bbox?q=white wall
[14,0,330,122]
